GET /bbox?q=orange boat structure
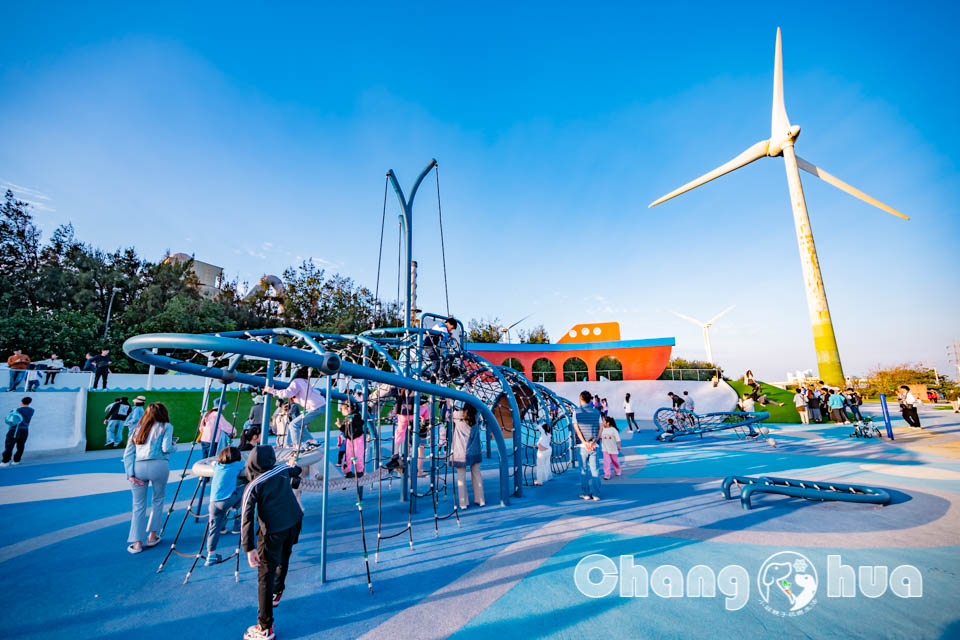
[466,322,675,382]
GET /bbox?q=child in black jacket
[241,446,303,640]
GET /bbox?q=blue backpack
[5,409,23,429]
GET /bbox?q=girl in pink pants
[600,416,622,479]
[338,401,366,478]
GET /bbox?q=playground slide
[0,391,86,456]
[721,474,891,510]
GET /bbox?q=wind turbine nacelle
[768,125,801,157]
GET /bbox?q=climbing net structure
[652,407,771,442]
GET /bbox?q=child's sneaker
[272,591,283,607]
[205,553,222,567]
[243,624,274,640]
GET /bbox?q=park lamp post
[103,287,122,339]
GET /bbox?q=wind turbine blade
[706,304,736,326]
[795,156,910,220]
[771,27,791,137]
[649,140,770,207]
[507,313,533,331]
[667,309,705,327]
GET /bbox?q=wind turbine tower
[650,28,909,387]
[667,305,735,366]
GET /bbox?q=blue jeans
[106,420,126,444]
[579,445,601,498]
[7,370,26,392]
[849,405,863,421]
[207,487,243,556]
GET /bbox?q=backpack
[5,409,23,429]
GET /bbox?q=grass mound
[727,380,800,423]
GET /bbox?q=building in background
[163,252,224,298]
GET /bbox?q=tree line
[0,190,548,372]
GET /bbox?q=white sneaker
[0,462,9,468]
[243,624,275,640]
[11,461,20,466]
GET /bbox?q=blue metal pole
[879,393,895,440]
[386,159,437,329]
[263,336,276,446]
[320,374,332,583]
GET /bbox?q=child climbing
[206,446,244,566]
[337,400,365,478]
[263,367,325,448]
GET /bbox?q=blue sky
[2,1,958,381]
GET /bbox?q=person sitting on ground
[239,426,262,451]
[451,404,484,509]
[1,397,34,466]
[241,445,304,640]
[600,416,622,480]
[535,423,552,486]
[199,398,236,458]
[123,402,175,553]
[206,446,245,566]
[263,368,325,448]
[104,396,132,447]
[337,400,365,478]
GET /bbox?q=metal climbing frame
[721,475,891,510]
[123,330,513,590]
[652,407,771,442]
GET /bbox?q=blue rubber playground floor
[1,406,959,639]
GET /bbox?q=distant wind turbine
[667,305,735,365]
[501,313,533,344]
[649,28,909,387]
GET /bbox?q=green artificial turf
[727,380,801,423]
[85,390,331,450]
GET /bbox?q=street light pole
[103,287,121,339]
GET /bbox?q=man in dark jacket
[241,446,303,640]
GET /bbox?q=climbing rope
[435,164,451,317]
[373,176,388,328]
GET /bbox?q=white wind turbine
[649,28,909,388]
[667,305,735,366]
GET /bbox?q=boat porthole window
[569,330,577,338]
[593,327,601,335]
[581,328,589,335]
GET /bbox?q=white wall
[0,391,86,458]
[540,380,738,419]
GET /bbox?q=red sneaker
[272,591,283,608]
[243,624,275,640]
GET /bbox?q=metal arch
[387,158,439,329]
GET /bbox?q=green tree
[519,324,550,344]
[0,190,42,312]
[467,317,503,343]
